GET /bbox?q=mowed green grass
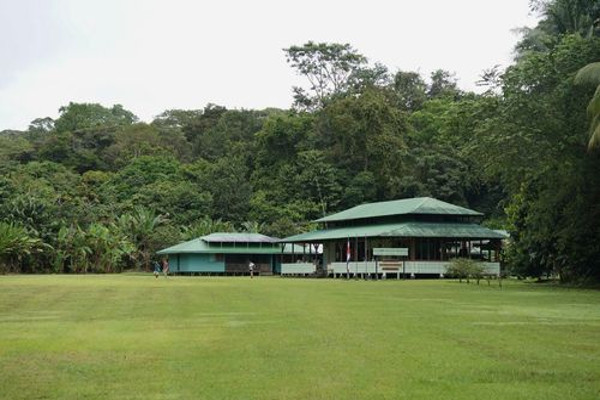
[0,276,599,400]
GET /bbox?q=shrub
[446,258,485,283]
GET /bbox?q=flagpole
[364,235,368,280]
[346,236,350,280]
[355,235,358,278]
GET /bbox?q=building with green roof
[157,233,315,275]
[281,197,507,278]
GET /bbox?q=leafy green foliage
[427,69,460,99]
[54,102,137,134]
[284,41,378,110]
[445,258,486,283]
[113,207,169,270]
[0,222,44,273]
[181,218,236,240]
[392,71,427,111]
[575,61,600,148]
[0,134,34,163]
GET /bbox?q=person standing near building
[248,261,255,279]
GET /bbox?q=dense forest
[1,0,599,282]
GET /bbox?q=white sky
[0,0,539,130]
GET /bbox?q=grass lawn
[0,275,599,399]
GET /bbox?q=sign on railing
[373,248,408,257]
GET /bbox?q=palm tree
[181,217,235,240]
[240,221,266,234]
[575,61,600,149]
[517,0,600,57]
[115,207,168,270]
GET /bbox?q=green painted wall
[171,253,225,273]
[168,253,285,274]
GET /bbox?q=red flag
[346,238,351,263]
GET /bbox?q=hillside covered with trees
[1,0,599,283]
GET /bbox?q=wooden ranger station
[280,197,507,278]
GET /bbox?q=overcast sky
[0,0,539,130]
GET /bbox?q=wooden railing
[280,263,316,275]
[326,261,500,277]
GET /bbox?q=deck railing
[280,262,316,275]
[325,261,501,277]
[279,261,500,277]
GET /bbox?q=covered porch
[280,221,506,278]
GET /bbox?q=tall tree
[392,71,428,111]
[427,69,460,99]
[532,0,600,37]
[516,0,600,56]
[284,42,368,110]
[54,102,138,134]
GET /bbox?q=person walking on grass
[153,261,161,279]
[161,257,169,278]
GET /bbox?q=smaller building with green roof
[157,233,314,275]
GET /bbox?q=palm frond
[589,121,600,149]
[575,62,600,86]
[587,85,600,117]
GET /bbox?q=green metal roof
[385,222,507,239]
[157,237,306,255]
[202,232,278,243]
[281,222,507,243]
[316,197,482,223]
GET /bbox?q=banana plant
[0,222,44,273]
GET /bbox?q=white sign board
[373,248,408,257]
